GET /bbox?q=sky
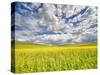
[11,2,97,45]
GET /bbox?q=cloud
[12,2,97,45]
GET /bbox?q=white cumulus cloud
[12,2,97,45]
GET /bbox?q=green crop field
[11,41,97,73]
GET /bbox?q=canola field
[11,41,97,73]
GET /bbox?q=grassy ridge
[15,41,97,48]
[12,41,97,73]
